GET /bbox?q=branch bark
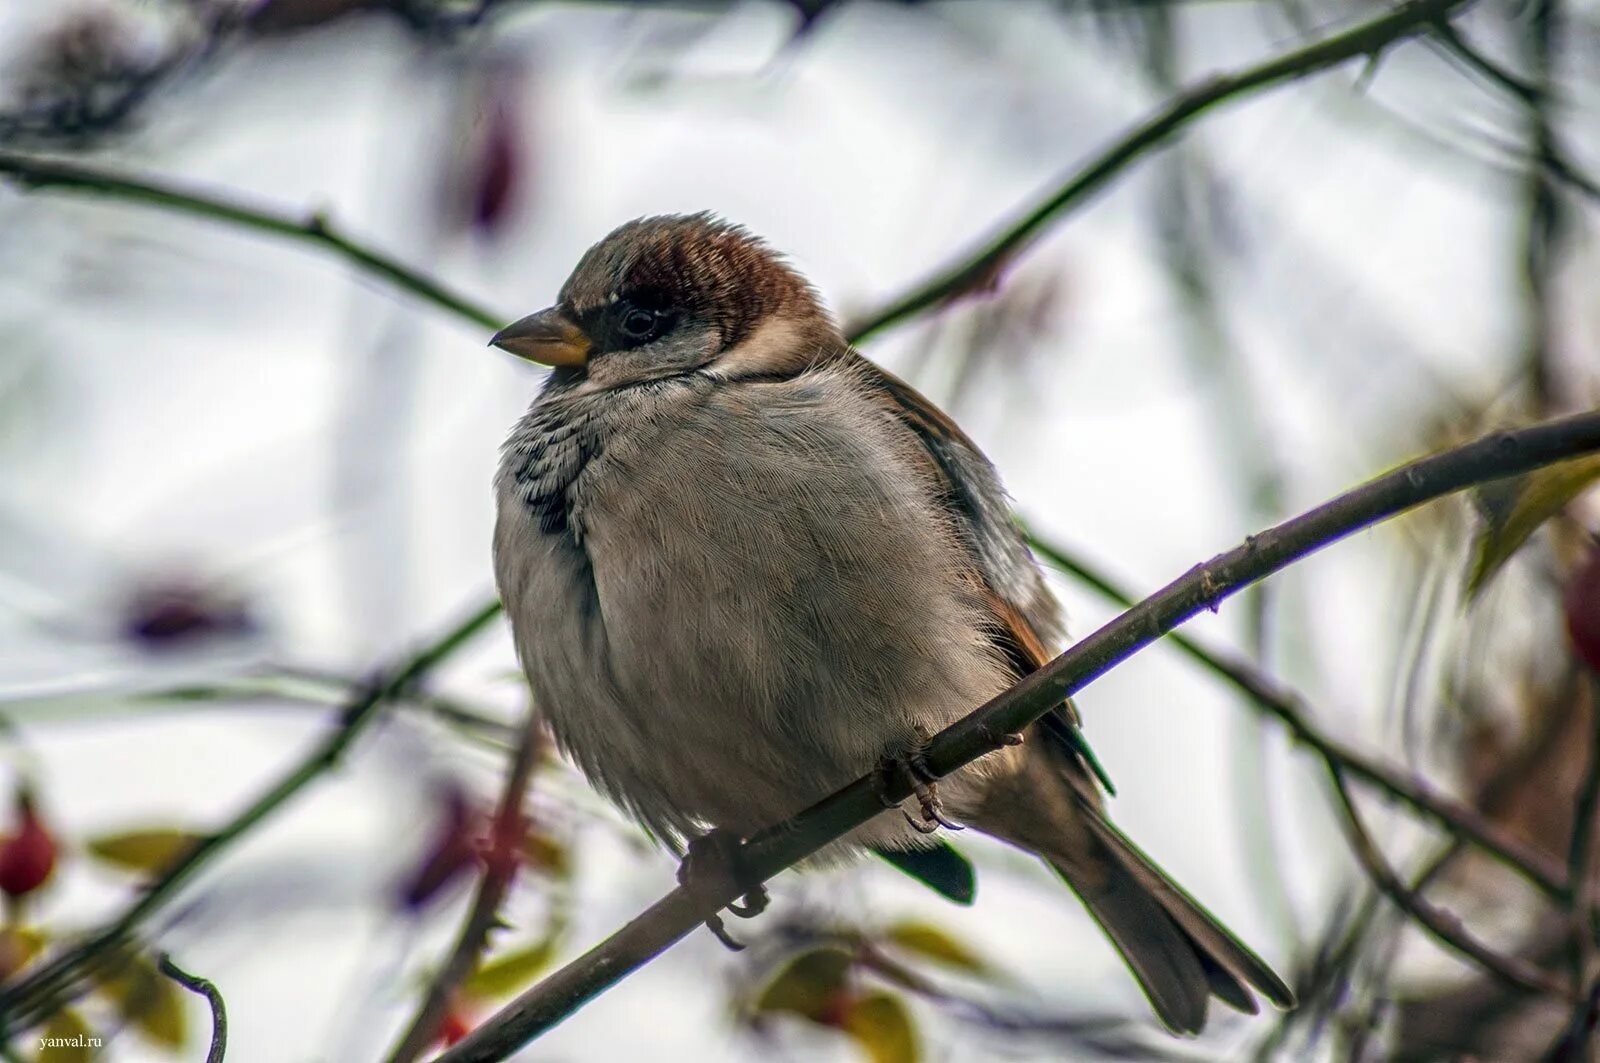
[1323,765,1570,999]
[844,0,1476,344]
[384,710,549,1063]
[1024,534,1571,901]
[0,149,505,332]
[437,411,1600,1063]
[157,952,227,1063]
[0,599,503,1036]
[1,3,1475,356]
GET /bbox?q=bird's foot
[875,749,964,834]
[677,828,770,952]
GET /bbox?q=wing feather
[840,352,1112,794]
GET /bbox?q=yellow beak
[490,308,591,366]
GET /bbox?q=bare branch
[384,710,549,1063]
[1323,764,1571,1000]
[157,952,227,1063]
[844,0,1476,344]
[1025,535,1572,901]
[1564,675,1600,1033]
[438,411,1600,1062]
[0,599,504,1036]
[0,150,505,332]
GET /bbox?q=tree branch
[0,149,505,332]
[0,599,504,1037]
[1565,675,1600,1027]
[157,952,227,1063]
[3,3,1473,356]
[1323,764,1571,999]
[384,709,549,1063]
[438,411,1600,1062]
[843,0,1475,344]
[1023,534,1572,901]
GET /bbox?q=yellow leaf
[1468,454,1600,599]
[519,832,569,878]
[753,947,853,1021]
[842,991,919,1063]
[0,926,47,979]
[85,828,202,875]
[882,921,990,975]
[99,953,188,1049]
[462,934,561,1000]
[35,1008,98,1063]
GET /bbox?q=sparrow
[490,213,1293,1034]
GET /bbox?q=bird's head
[491,213,843,389]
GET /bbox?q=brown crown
[559,213,827,349]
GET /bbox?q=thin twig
[1429,20,1545,104]
[1,671,516,749]
[0,599,504,1036]
[1,6,1472,354]
[438,410,1600,1062]
[157,952,226,1063]
[1024,533,1572,902]
[1565,675,1600,1043]
[843,0,1475,344]
[384,711,549,1063]
[1323,764,1571,1000]
[0,150,505,332]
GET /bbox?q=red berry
[0,793,56,898]
[1566,544,1600,673]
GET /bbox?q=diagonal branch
[843,0,1476,344]
[0,149,505,332]
[0,598,504,1037]
[438,410,1600,1062]
[1323,764,1570,999]
[384,708,549,1063]
[1024,534,1572,901]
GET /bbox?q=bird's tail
[1049,806,1296,1035]
[961,744,1294,1035]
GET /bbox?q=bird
[490,213,1294,1034]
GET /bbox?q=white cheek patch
[709,315,807,379]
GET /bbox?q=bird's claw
[677,828,770,951]
[877,749,964,833]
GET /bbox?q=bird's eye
[619,306,657,340]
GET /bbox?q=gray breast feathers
[492,365,1020,847]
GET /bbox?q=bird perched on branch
[490,213,1293,1034]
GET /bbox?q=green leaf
[462,934,561,1000]
[882,921,990,975]
[841,991,919,1063]
[871,843,975,905]
[99,953,187,1049]
[1467,454,1600,599]
[752,947,853,1021]
[85,828,202,875]
[36,1008,97,1063]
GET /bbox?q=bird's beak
[489,307,591,367]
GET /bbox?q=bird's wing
[842,351,1114,796]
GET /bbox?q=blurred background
[0,1,1598,1060]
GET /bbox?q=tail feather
[1077,807,1297,1013]
[1050,853,1212,1034]
[966,741,1294,1033]
[1199,954,1259,1016]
